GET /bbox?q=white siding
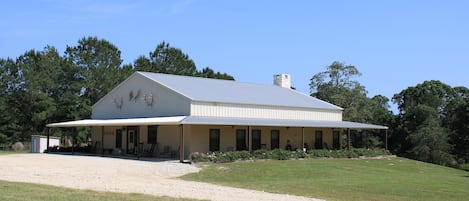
[191,102,342,121]
[92,74,191,119]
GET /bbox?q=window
[271,130,280,149]
[147,125,157,144]
[315,130,323,149]
[209,129,220,152]
[115,129,122,148]
[236,129,247,150]
[252,129,261,150]
[333,130,340,149]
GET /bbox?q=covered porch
[46,116,388,162]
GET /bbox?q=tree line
[310,61,469,167]
[1,37,467,168]
[0,36,233,144]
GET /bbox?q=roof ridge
[137,71,343,110]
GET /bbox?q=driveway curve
[0,154,322,201]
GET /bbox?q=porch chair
[159,145,176,158]
[143,143,157,157]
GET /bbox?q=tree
[1,46,64,141]
[392,80,457,164]
[310,61,393,149]
[135,42,235,80]
[409,115,453,166]
[197,67,234,80]
[0,58,22,142]
[444,86,469,162]
[134,41,197,76]
[65,36,126,114]
[309,61,371,122]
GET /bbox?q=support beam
[347,128,351,150]
[47,128,50,153]
[101,126,104,155]
[179,125,185,163]
[301,127,305,151]
[385,129,388,151]
[340,129,343,150]
[71,128,75,155]
[248,126,252,152]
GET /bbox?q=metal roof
[47,116,387,129]
[47,116,185,127]
[138,72,342,110]
[182,116,388,129]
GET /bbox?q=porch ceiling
[47,116,387,129]
[46,116,186,127]
[181,116,388,129]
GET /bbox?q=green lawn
[0,180,199,201]
[0,150,30,155]
[182,157,469,201]
[462,163,469,171]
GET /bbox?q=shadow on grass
[46,152,181,163]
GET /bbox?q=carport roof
[47,116,387,129]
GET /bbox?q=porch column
[179,125,185,163]
[248,126,252,152]
[340,129,343,150]
[71,128,75,155]
[101,126,104,155]
[347,128,351,150]
[46,128,50,153]
[385,129,388,150]
[301,127,305,151]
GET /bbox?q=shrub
[190,148,391,163]
[190,152,212,162]
[11,142,25,151]
[252,149,270,159]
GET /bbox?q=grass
[182,157,469,201]
[0,150,29,155]
[0,180,199,201]
[462,163,469,171]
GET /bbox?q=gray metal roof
[182,116,388,129]
[138,72,342,110]
[47,116,387,129]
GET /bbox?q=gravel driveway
[0,154,322,201]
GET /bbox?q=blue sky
[1,0,468,111]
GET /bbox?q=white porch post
[248,126,252,152]
[179,124,185,162]
[101,126,104,155]
[347,128,351,150]
[301,127,305,151]
[46,128,50,153]
[385,129,388,150]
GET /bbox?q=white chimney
[273,74,291,89]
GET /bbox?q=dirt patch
[0,154,322,201]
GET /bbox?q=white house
[47,72,387,162]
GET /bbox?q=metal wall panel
[92,74,191,119]
[191,102,342,121]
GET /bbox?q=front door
[126,127,139,154]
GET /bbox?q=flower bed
[190,148,391,163]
